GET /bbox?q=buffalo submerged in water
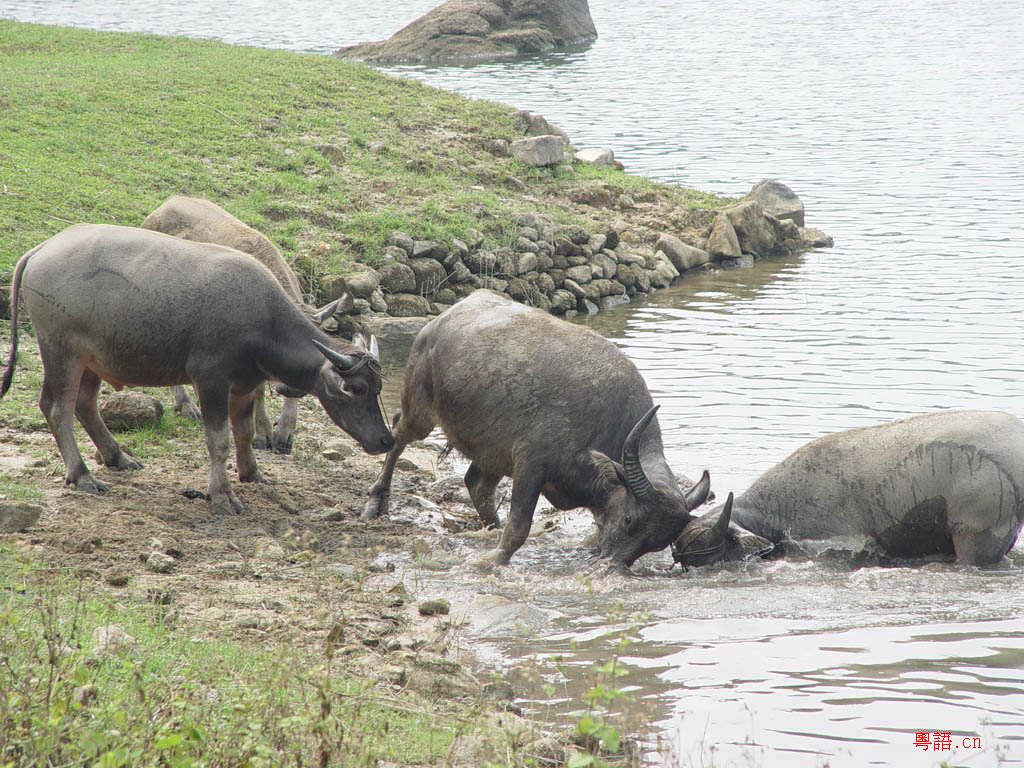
[365,290,712,569]
[673,410,1024,568]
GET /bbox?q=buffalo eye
[348,381,367,397]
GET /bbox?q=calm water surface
[4,1,1024,764]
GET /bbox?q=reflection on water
[4,0,1024,764]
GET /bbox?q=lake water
[3,1,1023,764]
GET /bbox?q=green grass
[0,21,727,297]
[0,546,460,767]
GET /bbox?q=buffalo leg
[465,462,502,528]
[75,369,143,471]
[37,343,106,493]
[364,408,429,520]
[229,389,265,484]
[252,385,273,450]
[476,469,543,568]
[194,381,244,516]
[953,530,1007,567]
[172,385,202,420]
[271,395,300,454]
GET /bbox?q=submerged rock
[337,0,598,64]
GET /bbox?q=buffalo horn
[683,470,711,511]
[711,493,734,540]
[312,339,356,372]
[621,405,659,499]
[311,299,340,325]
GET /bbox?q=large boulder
[747,179,805,227]
[337,0,598,64]
[100,393,163,431]
[511,136,565,167]
[656,233,711,271]
[725,201,780,256]
[706,213,742,260]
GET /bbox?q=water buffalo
[2,224,393,516]
[364,290,710,569]
[142,195,337,454]
[673,411,1024,568]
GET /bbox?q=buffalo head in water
[591,407,713,566]
[671,493,774,567]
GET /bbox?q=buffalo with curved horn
[673,411,1024,568]
[365,290,711,569]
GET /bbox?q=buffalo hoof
[70,475,109,494]
[210,490,245,518]
[471,548,511,573]
[109,451,143,471]
[362,494,389,520]
[251,434,272,451]
[239,469,270,484]
[175,401,202,421]
[271,432,293,455]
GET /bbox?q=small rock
[255,539,287,560]
[91,624,138,656]
[387,293,432,317]
[74,684,99,708]
[314,143,345,163]
[330,563,358,579]
[369,289,389,313]
[511,136,565,167]
[418,599,451,616]
[0,502,43,532]
[407,257,447,293]
[564,265,592,284]
[377,261,417,294]
[99,393,163,431]
[145,552,175,574]
[387,231,415,256]
[412,240,439,259]
[235,613,260,629]
[800,227,835,248]
[575,147,617,166]
[104,569,130,587]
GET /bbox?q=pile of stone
[318,180,831,326]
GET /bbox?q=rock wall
[319,179,832,338]
[337,0,598,64]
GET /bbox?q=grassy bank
[0,546,457,767]
[0,20,725,291]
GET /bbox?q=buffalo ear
[276,384,308,398]
[589,450,628,488]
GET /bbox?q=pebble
[145,552,175,574]
[418,599,451,616]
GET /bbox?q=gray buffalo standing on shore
[365,290,710,569]
[673,410,1024,568]
[142,195,340,454]
[2,224,393,516]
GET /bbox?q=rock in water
[747,179,805,227]
[99,393,163,431]
[656,233,711,271]
[725,200,780,256]
[706,213,742,260]
[511,136,565,167]
[337,0,598,64]
[0,502,43,532]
